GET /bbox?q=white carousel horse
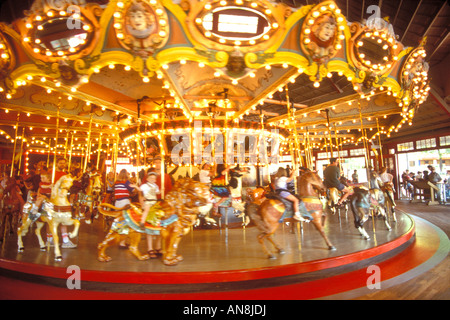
[223,165,250,225]
[82,173,103,224]
[17,175,80,261]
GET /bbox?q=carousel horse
[246,172,336,259]
[229,165,251,226]
[17,175,80,260]
[326,177,350,216]
[97,178,212,266]
[382,183,397,222]
[81,173,103,225]
[349,186,392,240]
[368,171,392,224]
[0,176,24,242]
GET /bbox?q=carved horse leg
[17,215,47,252]
[35,221,46,250]
[17,215,32,252]
[310,211,336,250]
[128,231,150,261]
[97,230,121,262]
[48,220,63,261]
[354,207,370,240]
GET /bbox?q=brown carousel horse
[17,175,80,260]
[246,172,336,259]
[81,173,103,225]
[0,175,25,242]
[97,178,212,266]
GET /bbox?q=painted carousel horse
[381,182,397,222]
[18,175,80,260]
[368,171,392,223]
[246,172,336,259]
[97,178,212,266]
[326,176,350,216]
[80,173,103,224]
[0,176,25,242]
[229,165,251,225]
[349,186,392,240]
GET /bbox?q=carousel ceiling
[0,0,449,167]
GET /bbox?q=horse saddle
[266,192,314,221]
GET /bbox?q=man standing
[323,158,351,205]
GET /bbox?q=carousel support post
[376,118,384,167]
[46,138,51,168]
[96,132,103,170]
[68,131,74,169]
[84,113,93,172]
[325,109,334,158]
[358,103,370,174]
[17,127,25,175]
[64,130,69,160]
[10,112,20,177]
[52,104,61,184]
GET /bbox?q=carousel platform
[0,205,448,300]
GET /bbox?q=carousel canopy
[0,0,449,168]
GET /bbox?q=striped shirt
[114,180,134,201]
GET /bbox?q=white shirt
[380,172,393,184]
[140,182,160,202]
[199,170,211,184]
[275,176,289,190]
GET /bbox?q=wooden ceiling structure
[0,0,448,170]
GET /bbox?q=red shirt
[156,174,172,199]
[54,170,67,183]
[39,181,52,198]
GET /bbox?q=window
[339,150,348,157]
[416,138,436,149]
[439,135,450,146]
[397,142,414,152]
[350,148,366,156]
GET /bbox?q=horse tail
[98,203,127,218]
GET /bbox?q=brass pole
[376,118,384,167]
[51,105,60,184]
[17,127,25,175]
[84,113,93,171]
[10,112,20,177]
[68,131,74,169]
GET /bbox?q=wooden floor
[354,200,450,300]
[0,199,448,300]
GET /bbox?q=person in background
[351,169,359,183]
[114,169,138,208]
[428,166,442,204]
[323,158,352,205]
[199,163,213,186]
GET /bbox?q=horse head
[302,172,325,193]
[229,165,249,189]
[51,174,74,205]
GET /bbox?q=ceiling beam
[400,0,423,43]
[267,92,361,124]
[291,107,401,129]
[421,1,447,39]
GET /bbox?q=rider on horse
[323,157,352,206]
[274,167,308,222]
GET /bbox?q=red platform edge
[0,217,416,286]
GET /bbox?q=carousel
[0,0,445,300]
